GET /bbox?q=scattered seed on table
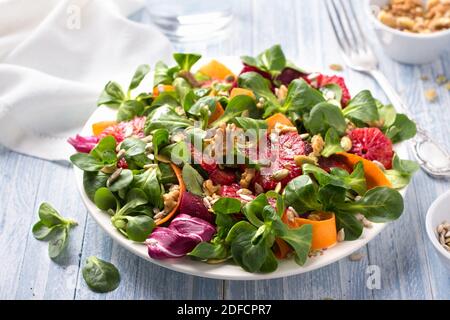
[436,75,447,85]
[420,75,429,81]
[329,63,343,71]
[349,252,364,261]
[424,89,438,102]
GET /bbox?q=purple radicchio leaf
[67,134,99,153]
[145,214,216,259]
[169,214,216,242]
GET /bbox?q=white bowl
[366,0,450,64]
[74,56,409,280]
[426,190,450,270]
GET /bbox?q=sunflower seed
[141,135,153,143]
[117,149,126,159]
[440,233,446,245]
[236,188,253,196]
[272,169,289,181]
[274,182,282,194]
[363,218,373,229]
[254,183,264,195]
[300,133,310,140]
[340,136,352,152]
[445,231,450,238]
[349,252,363,261]
[337,228,345,242]
[239,194,254,202]
[107,168,123,186]
[203,197,212,209]
[153,212,166,220]
[286,210,295,223]
[437,224,444,234]
[372,160,386,171]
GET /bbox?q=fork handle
[368,70,450,178]
[369,70,410,115]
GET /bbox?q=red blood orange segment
[98,116,146,143]
[348,127,394,169]
[316,74,351,106]
[255,132,312,191]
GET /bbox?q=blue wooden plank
[1,0,450,300]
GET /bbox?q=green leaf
[188,241,229,261]
[117,100,145,122]
[132,168,163,208]
[337,187,404,223]
[284,175,322,214]
[226,221,273,273]
[94,187,118,211]
[238,72,281,117]
[241,45,287,76]
[154,61,179,86]
[120,138,146,157]
[145,105,192,134]
[97,81,125,108]
[384,154,419,189]
[304,102,347,136]
[343,90,379,127]
[70,153,103,172]
[242,194,268,227]
[124,215,155,242]
[321,83,343,105]
[90,136,117,164]
[317,184,347,211]
[38,202,69,227]
[48,225,69,259]
[272,221,312,265]
[282,79,325,115]
[82,256,120,293]
[173,77,196,111]
[159,163,178,185]
[335,213,363,241]
[213,197,242,215]
[107,169,133,192]
[182,163,204,196]
[152,128,170,158]
[83,171,109,201]
[188,96,218,128]
[346,161,368,195]
[256,44,286,74]
[211,95,257,127]
[376,100,396,128]
[173,53,202,71]
[128,64,150,92]
[321,127,344,157]
[32,221,57,240]
[160,141,190,165]
[385,114,417,143]
[233,117,267,132]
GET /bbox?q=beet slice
[179,191,214,223]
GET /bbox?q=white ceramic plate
[74,57,408,280]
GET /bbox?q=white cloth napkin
[0,0,173,161]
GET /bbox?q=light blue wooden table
[1,0,449,300]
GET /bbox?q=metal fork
[325,0,450,178]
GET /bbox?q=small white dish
[366,0,450,64]
[426,190,450,270]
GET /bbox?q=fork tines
[325,0,369,55]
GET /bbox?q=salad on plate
[69,45,419,274]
